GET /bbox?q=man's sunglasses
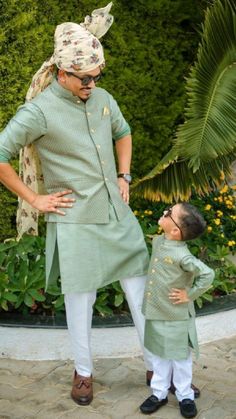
[163,207,183,239]
[65,71,102,86]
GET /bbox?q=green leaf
[114,294,124,307]
[28,289,45,302]
[53,294,64,309]
[95,305,113,316]
[1,300,8,311]
[24,293,34,307]
[3,292,18,302]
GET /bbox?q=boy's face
[158,204,183,239]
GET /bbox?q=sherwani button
[151,269,155,273]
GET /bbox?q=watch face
[124,174,132,183]
[118,173,132,183]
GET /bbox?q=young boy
[140,203,214,418]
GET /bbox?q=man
[0,3,153,406]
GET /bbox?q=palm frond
[176,0,236,172]
[131,154,232,202]
[133,0,236,202]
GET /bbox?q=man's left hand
[118,178,129,204]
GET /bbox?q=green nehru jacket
[142,234,214,360]
[0,80,149,293]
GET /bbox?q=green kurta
[142,235,214,360]
[0,80,149,292]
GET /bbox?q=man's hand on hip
[30,189,75,215]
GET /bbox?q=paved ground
[0,335,236,419]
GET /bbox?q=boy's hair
[178,203,206,241]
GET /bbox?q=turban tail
[16,2,113,238]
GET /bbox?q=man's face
[58,67,102,100]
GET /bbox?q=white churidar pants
[151,352,194,401]
[64,275,154,377]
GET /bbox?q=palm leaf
[132,0,236,202]
[132,153,232,202]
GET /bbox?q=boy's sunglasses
[163,207,183,239]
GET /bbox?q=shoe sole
[71,394,93,406]
[140,398,168,414]
[180,411,197,418]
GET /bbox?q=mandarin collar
[160,234,186,247]
[50,78,95,104]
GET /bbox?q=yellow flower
[220,234,224,238]
[228,240,236,247]
[214,218,221,225]
[216,210,223,217]
[143,210,153,216]
[207,226,212,232]
[205,204,212,211]
[219,171,225,180]
[218,196,223,203]
[220,185,229,194]
[133,210,139,216]
[231,185,236,190]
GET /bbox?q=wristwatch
[117,173,132,183]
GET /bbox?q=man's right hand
[30,189,75,215]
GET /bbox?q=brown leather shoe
[146,371,200,399]
[71,371,93,405]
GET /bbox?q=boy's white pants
[64,275,154,377]
[151,352,194,401]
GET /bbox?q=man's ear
[57,69,66,83]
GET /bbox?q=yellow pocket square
[103,106,110,116]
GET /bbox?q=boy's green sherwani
[142,234,214,359]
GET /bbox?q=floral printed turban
[17,2,113,238]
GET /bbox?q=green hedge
[0,0,206,239]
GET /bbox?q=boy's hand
[169,288,189,304]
